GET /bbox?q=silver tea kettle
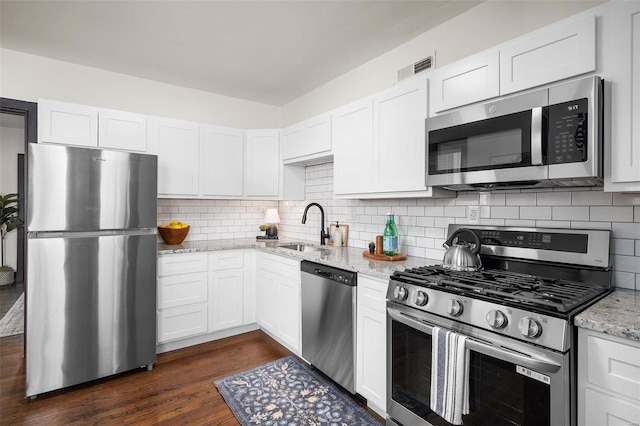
[442,228,482,271]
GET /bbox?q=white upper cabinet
[39,99,149,153]
[332,96,374,196]
[282,112,332,164]
[373,76,429,193]
[431,51,500,113]
[151,117,200,197]
[500,14,596,95]
[200,125,244,197]
[244,130,280,198]
[602,1,640,191]
[98,109,148,152]
[333,76,450,198]
[38,99,98,147]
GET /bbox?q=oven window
[391,320,551,426]
[428,110,532,175]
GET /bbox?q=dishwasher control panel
[301,260,357,286]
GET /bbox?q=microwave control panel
[547,98,588,164]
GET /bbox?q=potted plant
[368,241,376,254]
[258,224,269,236]
[0,193,22,286]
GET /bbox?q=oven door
[387,303,572,426]
[426,88,548,190]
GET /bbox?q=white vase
[0,267,15,286]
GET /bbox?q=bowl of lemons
[158,221,190,245]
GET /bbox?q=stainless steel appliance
[387,225,611,426]
[26,144,158,398]
[301,260,357,393]
[426,76,603,191]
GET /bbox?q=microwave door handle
[531,107,543,165]
[388,307,561,374]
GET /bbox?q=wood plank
[0,330,383,424]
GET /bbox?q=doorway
[0,98,36,316]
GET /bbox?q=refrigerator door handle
[28,228,157,239]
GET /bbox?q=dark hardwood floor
[0,280,23,318]
[0,330,384,425]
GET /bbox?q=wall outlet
[468,206,479,224]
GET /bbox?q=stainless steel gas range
[386,225,612,426]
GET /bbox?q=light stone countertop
[574,289,640,342]
[158,237,441,280]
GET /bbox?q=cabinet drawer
[358,275,387,311]
[586,332,640,402]
[211,250,243,270]
[158,272,208,309]
[157,302,208,343]
[158,253,208,276]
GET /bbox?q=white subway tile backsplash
[552,206,589,221]
[590,206,634,222]
[572,191,612,206]
[506,193,536,206]
[161,163,639,286]
[537,192,571,206]
[520,206,552,220]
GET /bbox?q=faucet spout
[301,202,331,245]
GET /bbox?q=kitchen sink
[279,243,330,254]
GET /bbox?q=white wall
[281,0,604,125]
[0,48,281,129]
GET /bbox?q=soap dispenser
[332,221,343,247]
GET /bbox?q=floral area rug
[214,356,382,425]
[0,292,24,338]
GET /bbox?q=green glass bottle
[383,213,398,256]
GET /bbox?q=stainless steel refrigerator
[26,144,158,398]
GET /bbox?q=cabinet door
[332,97,374,195]
[583,388,640,426]
[210,268,244,332]
[244,130,280,197]
[500,14,596,95]
[374,76,428,192]
[201,125,244,197]
[431,51,500,113]
[356,275,387,415]
[152,118,200,197]
[38,99,98,147]
[276,276,301,353]
[256,264,278,333]
[158,272,208,309]
[98,109,148,152]
[282,123,305,161]
[603,1,640,191]
[304,113,332,157]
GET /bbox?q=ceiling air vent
[397,55,433,82]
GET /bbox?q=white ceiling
[0,0,481,106]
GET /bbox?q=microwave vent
[397,55,433,81]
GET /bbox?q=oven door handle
[388,308,562,374]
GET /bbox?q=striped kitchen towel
[430,326,470,425]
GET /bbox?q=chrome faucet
[301,202,331,245]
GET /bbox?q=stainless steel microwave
[426,76,603,191]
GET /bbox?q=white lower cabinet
[256,252,301,354]
[209,251,245,332]
[578,328,640,425]
[157,253,209,343]
[356,274,387,417]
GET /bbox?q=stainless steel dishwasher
[301,260,357,394]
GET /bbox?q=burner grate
[394,266,605,313]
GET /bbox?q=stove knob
[393,285,408,301]
[486,309,508,329]
[447,300,464,317]
[519,317,542,338]
[414,291,429,306]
